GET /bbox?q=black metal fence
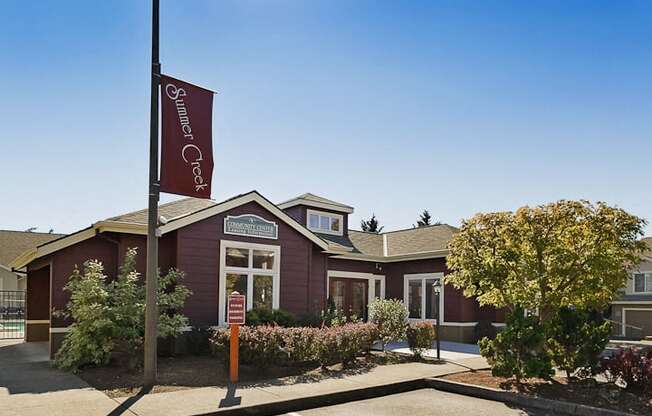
[0,290,25,339]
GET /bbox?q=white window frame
[403,273,444,323]
[306,209,344,236]
[632,272,652,294]
[326,270,385,306]
[219,239,281,325]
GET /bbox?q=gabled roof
[327,224,458,262]
[108,198,216,225]
[10,191,330,270]
[0,230,65,267]
[385,224,459,256]
[277,193,354,214]
[348,231,384,256]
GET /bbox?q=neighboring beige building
[611,237,652,338]
[0,230,64,291]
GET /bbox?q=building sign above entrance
[224,214,278,240]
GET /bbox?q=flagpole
[144,0,160,389]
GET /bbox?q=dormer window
[307,209,343,236]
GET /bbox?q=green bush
[315,323,378,367]
[367,298,408,350]
[284,327,320,363]
[479,308,554,384]
[185,326,213,356]
[54,248,191,372]
[472,319,498,344]
[245,308,296,327]
[546,307,611,379]
[407,322,436,358]
[210,322,378,368]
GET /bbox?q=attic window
[307,209,343,236]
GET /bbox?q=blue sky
[1,0,651,235]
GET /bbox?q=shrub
[296,312,323,328]
[210,322,378,368]
[54,248,191,372]
[284,327,320,363]
[245,308,296,327]
[407,322,436,358]
[472,320,498,344]
[53,260,116,371]
[479,308,554,384]
[546,307,611,379]
[367,298,408,350]
[185,326,213,356]
[315,323,378,367]
[600,347,652,391]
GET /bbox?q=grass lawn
[441,369,652,416]
[77,352,411,398]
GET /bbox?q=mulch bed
[441,370,652,415]
[78,352,411,398]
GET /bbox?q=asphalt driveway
[282,389,548,416]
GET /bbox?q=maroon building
[11,191,504,357]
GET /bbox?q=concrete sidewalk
[109,358,489,416]
[0,340,132,416]
[0,339,488,416]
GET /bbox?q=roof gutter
[326,248,450,263]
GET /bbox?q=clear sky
[1,0,650,235]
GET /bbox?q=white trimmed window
[306,209,343,236]
[219,240,280,325]
[633,272,652,293]
[404,273,443,322]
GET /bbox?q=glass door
[329,278,368,320]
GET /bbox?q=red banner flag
[160,74,214,199]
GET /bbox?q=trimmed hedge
[211,322,378,368]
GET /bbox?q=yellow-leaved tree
[446,200,647,321]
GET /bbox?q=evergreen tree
[414,210,441,227]
[361,214,384,233]
[416,210,432,227]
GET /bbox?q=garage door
[625,309,652,338]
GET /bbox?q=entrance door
[329,278,368,320]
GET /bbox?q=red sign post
[227,292,245,382]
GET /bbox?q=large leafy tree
[446,200,646,320]
[361,214,384,233]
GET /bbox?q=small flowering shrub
[315,323,378,367]
[600,347,652,392]
[367,299,408,350]
[284,327,320,363]
[406,322,436,358]
[210,322,378,368]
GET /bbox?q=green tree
[446,200,646,320]
[54,248,191,371]
[416,210,432,227]
[546,307,611,379]
[361,214,384,233]
[479,308,554,384]
[414,209,441,227]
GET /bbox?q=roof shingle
[0,230,65,266]
[107,198,216,225]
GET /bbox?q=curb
[196,378,427,416]
[425,378,637,416]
